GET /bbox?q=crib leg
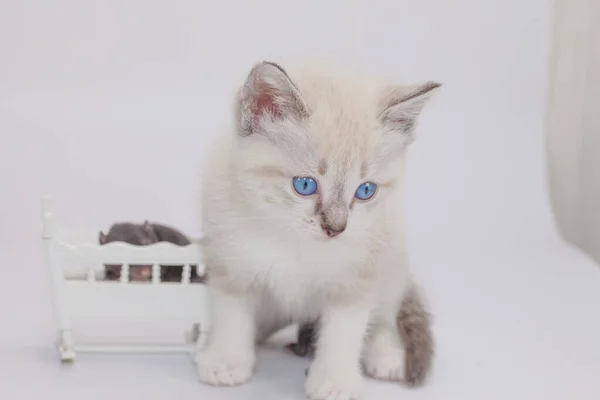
[185,323,201,344]
[186,323,208,364]
[58,329,76,363]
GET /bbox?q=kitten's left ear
[379,81,442,134]
[237,61,310,136]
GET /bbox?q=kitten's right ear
[98,231,108,245]
[237,61,310,136]
[379,81,442,135]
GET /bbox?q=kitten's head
[230,61,440,241]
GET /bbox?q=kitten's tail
[396,284,434,386]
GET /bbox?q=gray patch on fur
[285,321,318,357]
[320,194,348,234]
[318,159,328,175]
[397,284,434,386]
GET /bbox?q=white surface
[1,0,600,399]
[2,243,600,400]
[546,0,600,263]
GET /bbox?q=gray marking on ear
[379,81,442,135]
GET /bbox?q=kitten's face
[232,62,440,241]
[234,125,401,241]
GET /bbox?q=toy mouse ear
[98,231,108,244]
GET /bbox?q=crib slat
[152,264,161,284]
[182,264,191,284]
[86,267,96,283]
[120,264,129,283]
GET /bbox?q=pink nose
[321,225,345,238]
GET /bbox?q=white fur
[363,323,406,381]
[195,61,439,399]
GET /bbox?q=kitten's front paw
[195,350,254,386]
[305,362,362,400]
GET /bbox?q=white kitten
[196,61,440,400]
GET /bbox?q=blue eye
[293,176,318,196]
[355,182,377,200]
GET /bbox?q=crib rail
[55,241,204,266]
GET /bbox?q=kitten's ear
[379,81,442,134]
[237,61,309,136]
[98,231,107,245]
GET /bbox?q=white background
[1,1,599,399]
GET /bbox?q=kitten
[99,221,205,283]
[195,61,440,399]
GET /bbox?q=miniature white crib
[41,196,211,363]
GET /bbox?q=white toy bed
[40,196,210,363]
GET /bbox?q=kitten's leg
[195,288,256,386]
[305,304,370,400]
[363,285,433,386]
